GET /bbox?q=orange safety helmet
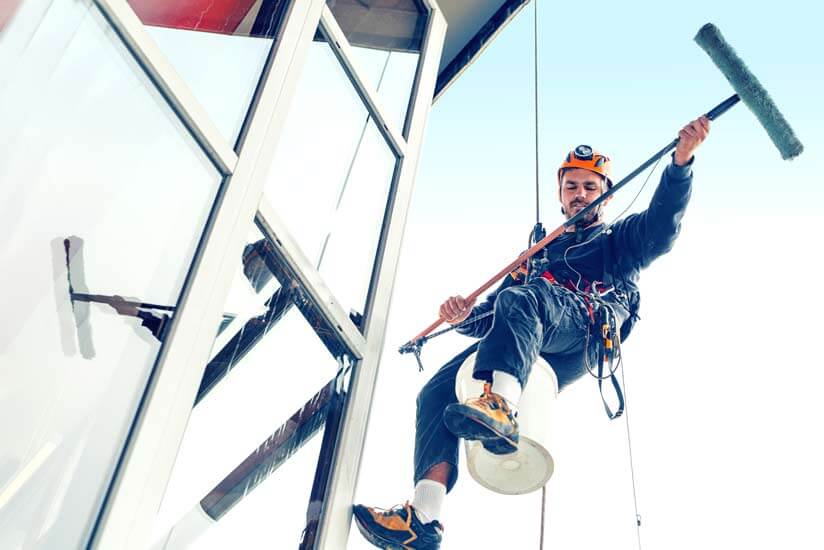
[557,145,613,188]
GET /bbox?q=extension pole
[402,94,740,348]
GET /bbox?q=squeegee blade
[695,23,803,160]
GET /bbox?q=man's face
[559,167,611,224]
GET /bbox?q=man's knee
[496,285,528,309]
[496,285,544,320]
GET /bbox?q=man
[353,117,710,549]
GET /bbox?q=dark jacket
[457,157,694,342]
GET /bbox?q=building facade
[0,1,527,548]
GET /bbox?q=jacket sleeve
[613,155,693,271]
[454,273,522,338]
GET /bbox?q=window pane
[127,0,289,145]
[197,223,356,401]
[0,2,222,548]
[326,0,427,52]
[263,39,397,320]
[325,0,426,133]
[152,224,353,548]
[348,46,420,133]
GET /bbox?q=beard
[563,201,600,225]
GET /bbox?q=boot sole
[352,506,439,550]
[442,405,518,454]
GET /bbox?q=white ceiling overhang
[435,0,530,99]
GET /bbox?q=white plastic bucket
[455,352,558,495]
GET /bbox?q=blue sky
[418,0,822,222]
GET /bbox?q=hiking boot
[443,383,519,454]
[352,502,443,550]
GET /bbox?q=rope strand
[533,0,540,225]
[540,484,547,550]
[533,4,549,550]
[620,357,643,550]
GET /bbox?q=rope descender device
[398,310,495,371]
[398,339,425,372]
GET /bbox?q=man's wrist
[671,151,694,167]
[667,152,694,180]
[673,153,693,166]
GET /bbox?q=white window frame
[80,0,446,548]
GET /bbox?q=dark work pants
[413,279,592,492]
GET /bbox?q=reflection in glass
[0,2,221,548]
[197,224,285,400]
[126,0,288,145]
[152,223,354,548]
[263,40,398,319]
[326,0,427,52]
[197,223,355,401]
[155,435,326,550]
[149,381,343,549]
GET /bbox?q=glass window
[325,0,426,132]
[0,2,222,548]
[197,222,356,401]
[347,45,421,132]
[326,0,427,52]
[126,0,289,145]
[152,223,353,548]
[262,38,398,320]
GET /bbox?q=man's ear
[557,184,565,215]
[601,177,612,205]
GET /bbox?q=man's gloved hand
[674,116,711,166]
[439,295,476,325]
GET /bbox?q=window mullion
[93,0,239,175]
[319,5,407,159]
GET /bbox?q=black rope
[533,4,550,549]
[412,310,494,346]
[620,356,643,550]
[533,0,540,226]
[540,484,547,550]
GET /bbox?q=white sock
[411,479,446,524]
[492,370,522,407]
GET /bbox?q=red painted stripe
[127,0,258,34]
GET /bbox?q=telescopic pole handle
[706,94,740,120]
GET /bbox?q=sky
[352,1,824,549]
